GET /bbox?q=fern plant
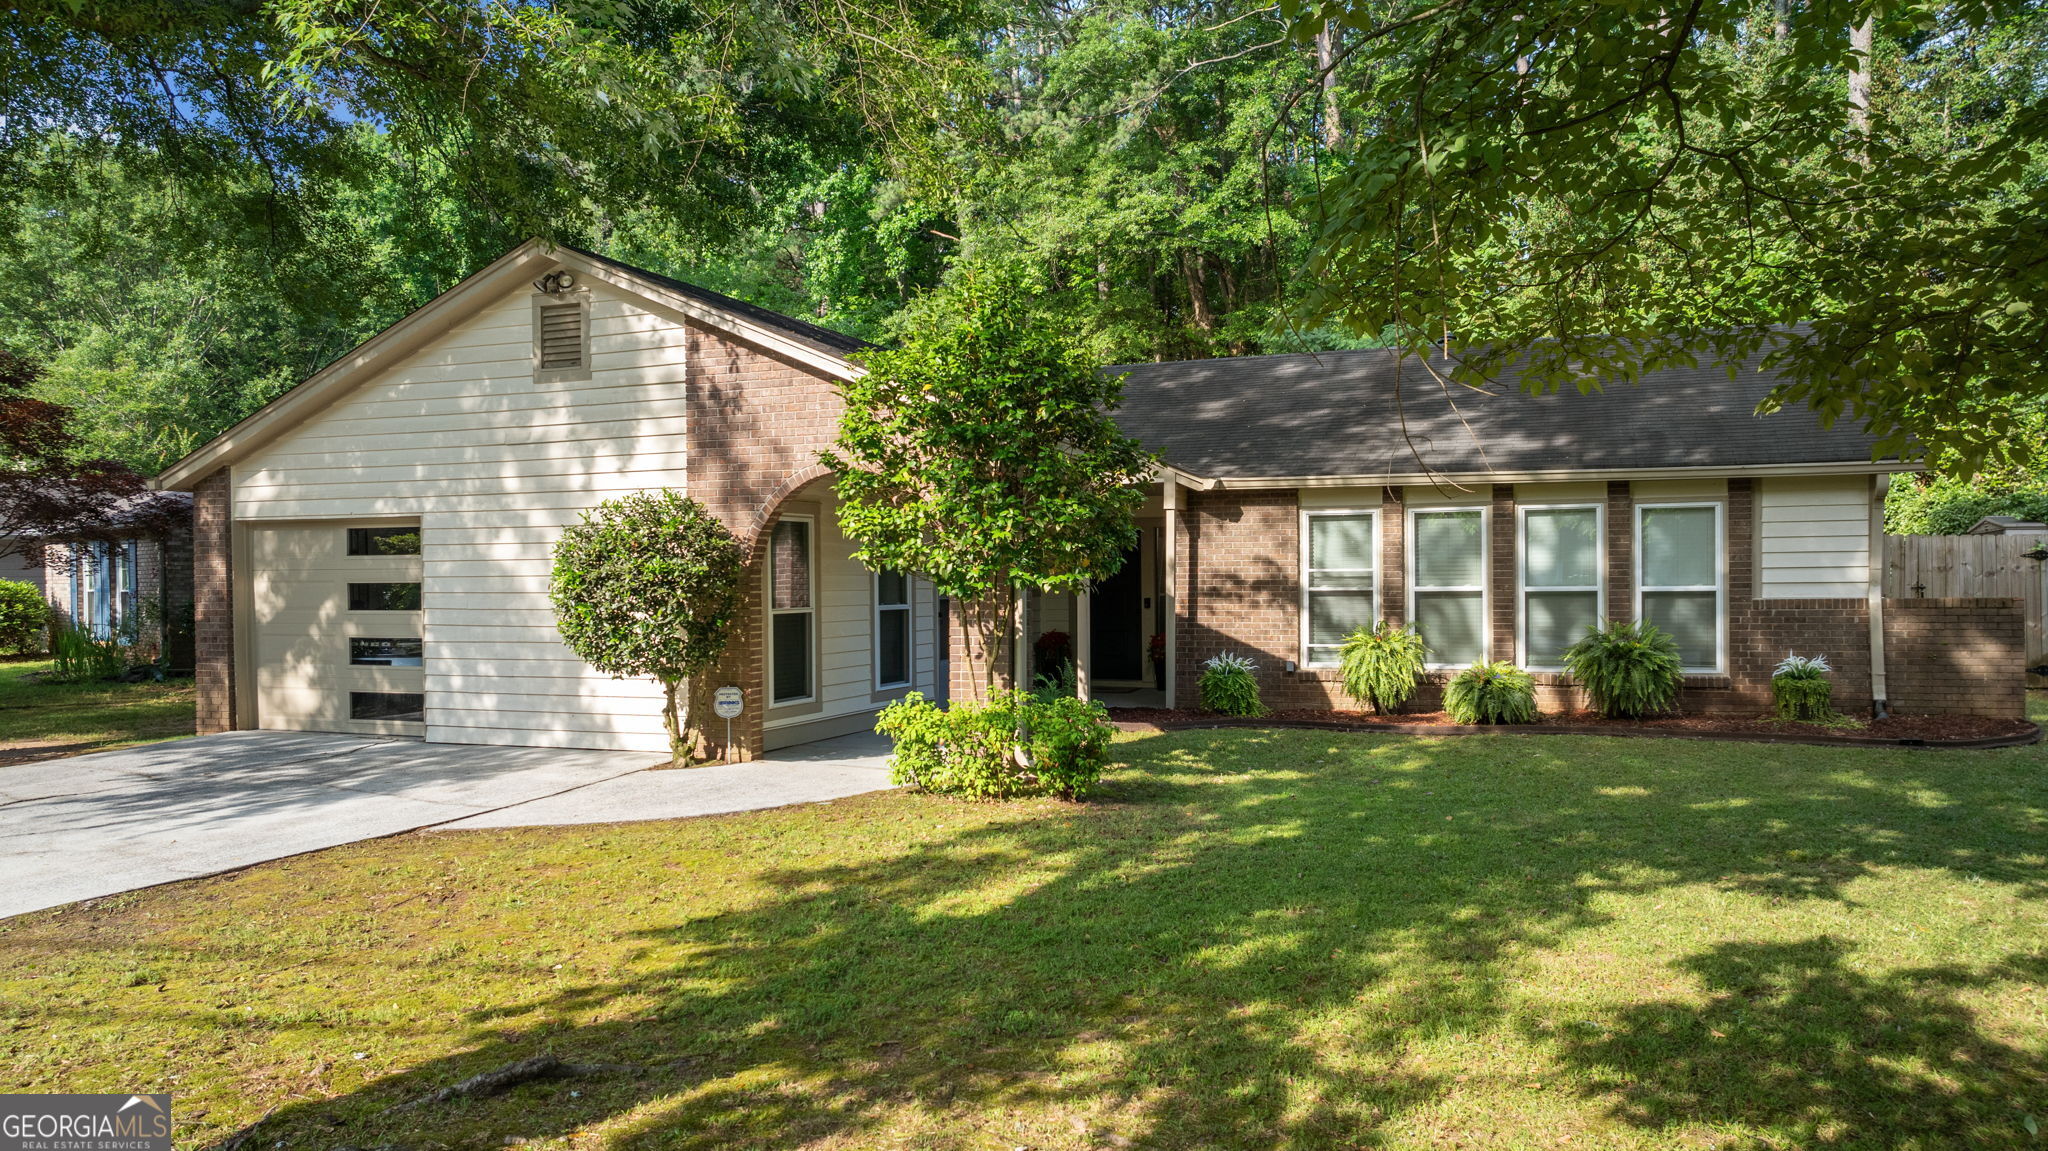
[1198,651,1268,717]
[1338,623,1426,714]
[1771,653,1836,721]
[1561,620,1685,718]
[1443,660,1538,725]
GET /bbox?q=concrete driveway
[0,730,895,919]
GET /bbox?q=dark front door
[1091,545,1145,681]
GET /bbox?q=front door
[1090,544,1145,681]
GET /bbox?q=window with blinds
[1409,507,1487,667]
[1520,505,1602,668]
[537,302,585,371]
[1303,511,1376,666]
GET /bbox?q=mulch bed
[1106,706,2040,748]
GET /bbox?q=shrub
[1198,651,1267,717]
[1561,619,1685,718]
[1338,622,1426,714]
[1771,653,1836,721]
[1443,660,1538,724]
[877,690,1112,800]
[550,490,744,764]
[0,579,45,655]
[48,623,126,683]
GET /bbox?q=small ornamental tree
[550,491,744,764]
[824,263,1157,693]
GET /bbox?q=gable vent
[538,302,584,370]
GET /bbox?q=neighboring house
[153,241,2025,759]
[41,494,196,668]
[0,544,45,591]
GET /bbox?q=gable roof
[561,245,867,355]
[1109,346,1907,486]
[155,239,865,490]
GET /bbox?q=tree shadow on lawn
[207,731,2048,1150]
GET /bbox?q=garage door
[252,522,425,736]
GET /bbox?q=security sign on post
[713,685,744,763]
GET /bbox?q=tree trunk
[1773,0,1791,40]
[1848,16,1874,140]
[1316,21,1342,149]
[661,677,703,766]
[1182,252,1215,334]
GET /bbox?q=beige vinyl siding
[232,284,686,751]
[1757,476,1872,598]
[765,488,941,735]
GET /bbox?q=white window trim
[1299,507,1380,668]
[1634,500,1727,675]
[873,568,913,690]
[1406,504,1491,670]
[1517,502,1606,671]
[767,514,818,706]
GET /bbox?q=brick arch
[739,463,837,560]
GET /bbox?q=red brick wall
[1160,479,2014,721]
[1489,484,1515,661]
[1176,489,1351,710]
[1604,481,1633,623]
[684,322,847,760]
[1883,597,2025,718]
[192,469,235,734]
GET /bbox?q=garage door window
[350,638,423,666]
[348,583,421,611]
[350,692,423,721]
[347,527,421,556]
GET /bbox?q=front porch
[1018,479,1181,712]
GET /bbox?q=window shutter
[538,302,584,370]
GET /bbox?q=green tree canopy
[824,263,1157,690]
[1283,0,2047,469]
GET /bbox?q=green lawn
[0,659,195,759]
[2,714,2045,1149]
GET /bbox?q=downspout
[1869,474,1890,719]
[1163,477,1180,709]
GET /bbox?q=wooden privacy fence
[1882,534,2048,683]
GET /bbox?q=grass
[0,658,195,758]
[2,710,2046,1149]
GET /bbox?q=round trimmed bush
[0,579,46,655]
[1443,660,1538,725]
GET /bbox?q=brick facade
[193,469,235,734]
[1883,597,2026,717]
[1156,480,2023,721]
[683,321,848,761]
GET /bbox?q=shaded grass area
[3,715,2047,1148]
[0,658,194,757]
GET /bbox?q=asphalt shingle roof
[1107,347,1892,480]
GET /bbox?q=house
[1965,515,2048,536]
[153,241,2025,758]
[40,494,196,668]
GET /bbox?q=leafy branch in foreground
[1285,0,2047,469]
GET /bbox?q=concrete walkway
[0,730,895,919]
